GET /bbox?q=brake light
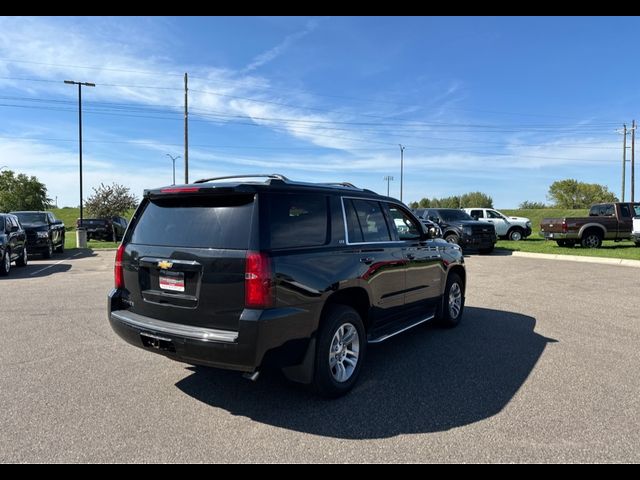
[160,187,200,193]
[245,251,273,308]
[114,244,125,289]
[562,220,568,234]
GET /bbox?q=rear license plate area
[159,271,185,292]
[140,332,175,352]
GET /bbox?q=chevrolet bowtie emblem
[157,260,173,270]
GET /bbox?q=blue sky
[1,16,639,208]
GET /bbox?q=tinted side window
[589,205,600,216]
[470,209,483,219]
[604,205,614,216]
[487,210,502,219]
[130,194,254,249]
[619,205,631,218]
[350,199,391,243]
[343,199,364,243]
[269,193,328,249]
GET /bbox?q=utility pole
[632,119,636,202]
[384,176,394,196]
[399,144,405,202]
[64,80,95,231]
[166,154,180,185]
[184,72,189,184]
[620,124,627,202]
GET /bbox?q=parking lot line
[29,252,83,276]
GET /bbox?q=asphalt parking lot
[0,250,639,463]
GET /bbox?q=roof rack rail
[193,174,290,184]
[320,182,377,194]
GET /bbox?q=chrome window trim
[340,196,405,246]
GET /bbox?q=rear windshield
[130,194,254,249]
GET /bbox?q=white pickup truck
[462,208,532,241]
[633,215,640,246]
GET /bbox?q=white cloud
[243,19,320,73]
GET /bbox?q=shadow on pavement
[176,306,555,439]
[1,249,97,280]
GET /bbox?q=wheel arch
[319,287,371,331]
[578,223,606,239]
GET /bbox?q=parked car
[413,208,497,254]
[462,208,532,241]
[10,211,65,258]
[0,213,28,276]
[78,216,128,241]
[540,202,640,248]
[108,174,467,397]
[632,208,640,247]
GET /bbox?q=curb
[508,250,640,268]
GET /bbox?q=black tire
[437,272,465,328]
[508,228,524,241]
[556,240,567,247]
[0,250,10,276]
[581,230,602,249]
[444,233,459,245]
[55,236,65,253]
[479,245,494,254]
[43,240,53,259]
[635,241,640,248]
[15,247,28,267]
[312,305,366,398]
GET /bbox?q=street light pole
[64,80,95,227]
[399,144,405,202]
[166,154,181,185]
[384,175,394,197]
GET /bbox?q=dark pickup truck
[540,202,640,248]
[10,211,65,257]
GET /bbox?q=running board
[367,314,435,344]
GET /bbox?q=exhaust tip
[242,371,260,382]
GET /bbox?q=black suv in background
[0,213,28,276]
[78,216,128,241]
[414,208,496,254]
[11,211,65,258]
[108,175,466,397]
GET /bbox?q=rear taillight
[245,251,273,309]
[562,220,568,234]
[114,244,125,289]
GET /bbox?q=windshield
[13,212,47,224]
[438,210,473,222]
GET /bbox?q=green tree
[519,200,547,209]
[460,191,493,208]
[0,170,51,211]
[547,179,618,208]
[408,201,419,209]
[85,183,138,218]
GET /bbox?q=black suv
[11,211,65,258]
[0,213,28,276]
[108,175,466,397]
[414,208,496,254]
